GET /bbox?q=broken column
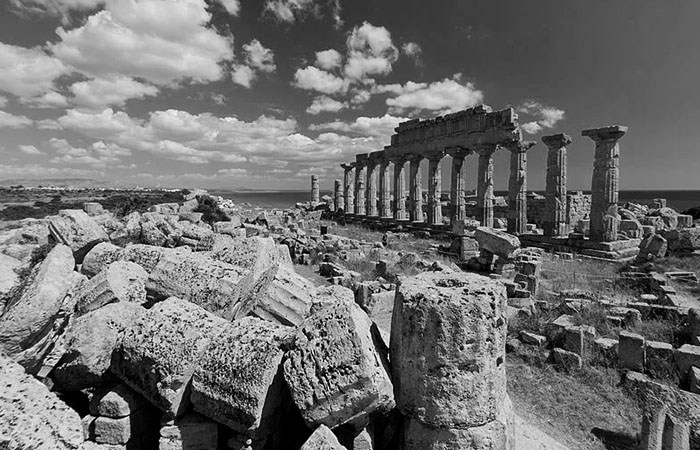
[505,141,536,234]
[448,148,470,227]
[355,155,367,216]
[366,159,378,217]
[391,271,512,450]
[341,164,355,215]
[334,179,344,212]
[582,126,627,242]
[475,144,497,228]
[427,152,444,226]
[393,157,408,221]
[408,155,423,223]
[379,159,392,219]
[542,133,573,237]
[311,175,320,203]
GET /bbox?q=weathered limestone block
[90,383,148,418]
[0,253,21,299]
[0,244,76,371]
[150,203,180,214]
[119,244,166,272]
[637,234,668,261]
[178,222,214,242]
[520,331,546,346]
[0,353,84,450]
[140,221,168,247]
[191,317,290,442]
[48,209,109,262]
[675,344,700,380]
[666,228,700,253]
[593,338,619,367]
[553,348,583,370]
[474,227,520,259]
[75,261,148,314]
[283,297,394,428]
[619,331,646,372]
[209,236,290,279]
[689,309,700,346]
[391,271,507,429]
[651,207,679,230]
[213,221,244,237]
[159,413,218,450]
[677,214,693,229]
[300,425,347,450]
[689,367,700,394]
[82,242,122,277]
[645,341,675,380]
[352,429,373,450]
[52,302,147,391]
[620,219,644,239]
[562,325,596,357]
[112,298,228,417]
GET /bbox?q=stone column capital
[389,155,408,165]
[446,147,472,158]
[341,163,355,171]
[582,125,627,143]
[405,154,423,163]
[474,144,497,157]
[426,151,445,162]
[504,140,536,153]
[541,133,573,149]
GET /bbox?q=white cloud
[58,108,138,135]
[48,137,132,167]
[215,0,240,15]
[349,89,371,105]
[309,114,407,138]
[306,96,348,115]
[0,111,33,128]
[50,0,234,86]
[9,0,105,23]
[377,74,484,114]
[293,66,346,95]
[19,145,44,155]
[231,65,255,88]
[344,22,398,82]
[70,76,159,108]
[0,96,8,108]
[517,100,566,134]
[232,39,276,88]
[263,0,342,28]
[20,91,70,109]
[0,43,67,101]
[402,42,422,65]
[0,164,104,179]
[315,49,342,70]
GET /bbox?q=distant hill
[0,178,112,188]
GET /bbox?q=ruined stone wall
[567,191,591,229]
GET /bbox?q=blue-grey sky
[0,0,699,190]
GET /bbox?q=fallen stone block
[0,353,83,450]
[676,344,700,380]
[562,325,596,357]
[159,412,218,450]
[89,383,148,418]
[690,367,700,394]
[300,425,346,450]
[191,317,289,444]
[112,298,228,417]
[689,309,700,346]
[474,227,520,259]
[48,209,109,263]
[553,348,582,371]
[646,341,675,380]
[150,203,180,215]
[81,242,123,277]
[637,234,668,261]
[52,302,147,391]
[593,338,618,367]
[284,296,394,428]
[520,331,546,346]
[75,261,148,314]
[619,331,646,372]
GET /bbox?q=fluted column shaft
[342,164,355,214]
[393,158,407,221]
[475,145,497,227]
[448,149,470,227]
[506,141,535,234]
[378,161,392,218]
[583,126,627,242]
[366,162,378,217]
[427,154,444,226]
[333,179,344,212]
[408,156,423,223]
[542,134,572,237]
[354,164,366,215]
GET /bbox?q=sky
[1,0,700,191]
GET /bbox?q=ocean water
[210,189,700,212]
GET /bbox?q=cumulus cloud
[376,74,484,114]
[0,43,67,102]
[517,100,566,134]
[306,96,347,115]
[344,22,399,82]
[293,66,346,95]
[70,76,159,108]
[0,164,104,179]
[48,137,132,167]
[19,144,44,155]
[315,49,342,70]
[401,42,422,65]
[263,0,342,28]
[9,0,104,23]
[232,39,276,88]
[0,110,33,128]
[215,0,240,15]
[0,96,8,108]
[309,114,407,139]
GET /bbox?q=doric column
[333,179,344,212]
[505,141,536,234]
[475,144,497,227]
[378,160,392,219]
[541,133,573,237]
[427,152,444,226]
[447,148,471,227]
[366,161,378,217]
[341,164,355,214]
[392,157,407,221]
[354,160,367,216]
[408,155,424,223]
[311,174,319,203]
[582,126,627,242]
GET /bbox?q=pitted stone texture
[283,297,394,428]
[112,298,228,417]
[209,236,291,280]
[0,353,84,450]
[53,302,146,391]
[89,383,148,418]
[637,234,668,261]
[300,425,347,450]
[48,209,109,263]
[191,317,290,440]
[0,253,21,299]
[82,242,123,277]
[75,261,148,314]
[474,227,520,259]
[159,412,218,450]
[391,271,507,429]
[0,244,75,371]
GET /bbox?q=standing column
[354,162,366,216]
[393,157,407,221]
[366,161,378,216]
[333,179,344,212]
[475,144,497,227]
[541,133,573,237]
[447,148,470,227]
[341,164,355,215]
[505,141,536,234]
[582,126,627,242]
[378,160,392,219]
[427,153,444,226]
[408,155,424,223]
[311,174,319,203]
